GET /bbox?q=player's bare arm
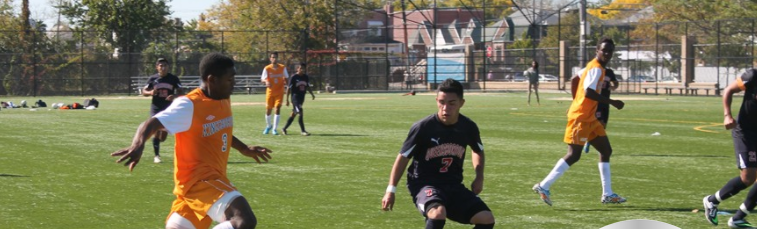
[231,136,272,163]
[111,117,165,171]
[141,86,154,97]
[471,150,485,195]
[723,79,743,130]
[166,87,185,101]
[382,154,410,211]
[610,80,619,90]
[285,87,292,107]
[585,88,624,110]
[308,85,316,100]
[570,75,581,99]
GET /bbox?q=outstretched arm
[585,88,624,110]
[723,80,743,130]
[381,154,410,211]
[111,117,164,171]
[232,136,272,163]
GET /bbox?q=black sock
[735,184,757,220]
[298,113,305,132]
[473,223,495,229]
[284,116,295,130]
[152,138,160,156]
[425,219,445,229]
[710,176,749,204]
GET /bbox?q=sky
[23,0,221,27]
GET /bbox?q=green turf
[0,92,740,228]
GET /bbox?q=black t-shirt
[399,113,484,186]
[600,69,618,98]
[288,74,310,98]
[145,73,182,110]
[737,69,757,130]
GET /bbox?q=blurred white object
[651,132,661,136]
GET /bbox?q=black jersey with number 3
[400,113,484,186]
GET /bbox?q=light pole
[579,0,587,67]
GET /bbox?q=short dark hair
[299,62,307,67]
[597,37,615,49]
[156,58,169,65]
[199,53,234,80]
[270,52,279,57]
[437,78,464,98]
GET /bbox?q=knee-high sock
[709,176,749,204]
[599,162,613,196]
[284,116,295,130]
[473,223,495,229]
[734,184,757,220]
[298,112,305,132]
[425,219,445,229]
[265,114,271,128]
[273,114,280,130]
[539,158,570,190]
[152,138,160,156]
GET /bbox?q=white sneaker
[154,156,162,163]
[601,193,627,204]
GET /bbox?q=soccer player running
[524,60,540,106]
[532,38,626,206]
[142,58,184,163]
[381,78,496,229]
[283,63,315,136]
[261,52,289,135]
[583,68,619,153]
[703,69,757,228]
[112,53,272,229]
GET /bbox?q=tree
[58,0,173,54]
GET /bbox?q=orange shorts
[563,119,606,145]
[167,179,237,228]
[265,92,284,109]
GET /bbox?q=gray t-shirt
[524,67,539,84]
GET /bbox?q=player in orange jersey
[532,38,626,206]
[112,53,272,229]
[261,52,289,135]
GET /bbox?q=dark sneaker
[729,217,756,229]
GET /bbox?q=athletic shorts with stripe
[733,127,757,169]
[409,183,491,224]
[563,119,606,145]
[167,179,242,228]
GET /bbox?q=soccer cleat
[281,129,288,135]
[583,143,591,153]
[301,131,311,136]
[703,195,719,225]
[272,130,279,135]
[601,193,627,204]
[729,217,756,229]
[154,156,162,163]
[532,183,552,206]
[262,126,271,135]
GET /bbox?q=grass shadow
[0,174,29,178]
[312,134,367,137]
[624,154,728,158]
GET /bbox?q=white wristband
[386,185,397,193]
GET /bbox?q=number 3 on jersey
[439,157,453,173]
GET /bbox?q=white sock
[599,162,613,196]
[265,114,271,128]
[540,158,570,190]
[273,114,280,130]
[213,221,234,229]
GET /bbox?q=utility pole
[579,0,587,67]
[401,0,409,79]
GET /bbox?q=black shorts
[596,104,610,123]
[291,96,305,113]
[733,127,757,169]
[409,183,491,224]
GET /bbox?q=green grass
[0,92,740,228]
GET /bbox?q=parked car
[659,76,679,83]
[538,74,559,82]
[627,75,655,82]
[510,72,525,82]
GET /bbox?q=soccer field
[0,92,738,228]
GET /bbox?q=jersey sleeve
[469,123,484,153]
[260,68,268,81]
[144,77,156,89]
[399,122,422,159]
[283,68,290,78]
[583,67,603,91]
[153,97,194,134]
[738,69,757,91]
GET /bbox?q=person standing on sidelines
[524,60,540,106]
[532,38,626,206]
[283,63,315,136]
[112,53,272,229]
[583,68,619,153]
[142,58,183,163]
[702,69,757,228]
[381,78,496,229]
[261,52,289,135]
